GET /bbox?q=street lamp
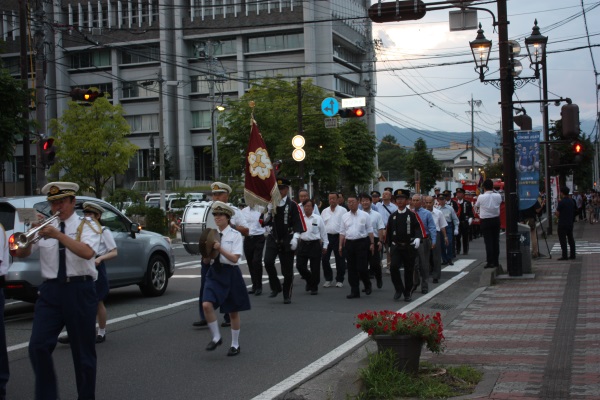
[524,20,548,79]
[469,23,492,82]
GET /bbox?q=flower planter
[372,334,423,374]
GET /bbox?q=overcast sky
[371,0,600,139]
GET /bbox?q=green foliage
[105,188,142,210]
[218,78,374,197]
[405,138,443,193]
[126,203,146,217]
[48,97,139,198]
[482,161,504,180]
[145,207,167,235]
[356,352,482,400]
[377,134,408,181]
[0,67,31,164]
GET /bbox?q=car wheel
[139,254,169,297]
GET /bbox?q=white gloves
[267,203,273,213]
[454,227,459,236]
[411,238,421,249]
[290,237,298,251]
[468,218,473,225]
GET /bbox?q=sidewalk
[287,219,600,400]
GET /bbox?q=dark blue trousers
[0,288,9,400]
[29,280,97,400]
[198,261,230,323]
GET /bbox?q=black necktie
[58,222,66,282]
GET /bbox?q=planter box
[372,335,423,374]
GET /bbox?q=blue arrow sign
[321,97,339,117]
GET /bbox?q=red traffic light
[41,138,57,166]
[573,142,583,153]
[70,88,104,102]
[368,0,426,23]
[43,138,54,151]
[338,108,366,118]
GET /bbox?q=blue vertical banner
[516,130,541,211]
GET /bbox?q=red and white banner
[244,119,281,209]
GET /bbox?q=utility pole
[19,0,31,195]
[297,76,304,191]
[468,95,482,180]
[35,0,47,191]
[158,69,166,211]
[206,40,220,181]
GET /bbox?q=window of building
[247,32,303,53]
[125,114,159,133]
[214,39,236,56]
[334,77,358,96]
[191,111,211,129]
[122,81,159,99]
[192,73,238,94]
[70,49,111,69]
[121,45,160,64]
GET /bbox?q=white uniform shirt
[365,209,385,238]
[217,225,244,265]
[300,213,328,250]
[240,206,266,236]
[431,208,448,232]
[0,224,9,276]
[301,203,320,216]
[340,209,373,240]
[376,201,398,225]
[98,227,117,257]
[321,205,346,235]
[33,213,101,280]
[475,191,502,219]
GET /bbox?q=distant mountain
[376,120,597,149]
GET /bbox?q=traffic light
[561,103,580,140]
[338,108,366,118]
[513,114,532,130]
[573,141,583,164]
[41,138,56,166]
[368,0,426,23]
[70,88,104,102]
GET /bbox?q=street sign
[341,97,366,108]
[324,118,338,128]
[321,97,339,117]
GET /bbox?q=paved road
[4,237,491,399]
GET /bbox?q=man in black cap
[263,178,306,304]
[370,191,382,212]
[386,189,422,302]
[454,188,474,256]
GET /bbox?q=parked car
[0,196,175,303]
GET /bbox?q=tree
[218,78,347,196]
[482,161,504,180]
[48,97,138,198]
[338,119,377,193]
[378,134,407,181]
[405,138,442,193]
[0,67,31,170]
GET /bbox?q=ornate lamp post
[469,23,492,82]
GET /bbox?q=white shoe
[323,281,332,288]
[335,282,344,288]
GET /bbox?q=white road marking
[442,259,475,272]
[250,271,470,400]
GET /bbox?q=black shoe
[283,298,291,304]
[193,320,208,327]
[227,346,241,356]
[346,293,360,299]
[365,284,372,296]
[57,336,70,344]
[421,289,428,294]
[310,290,318,295]
[96,334,106,344]
[411,284,419,294]
[448,261,454,266]
[557,257,569,261]
[433,279,439,284]
[404,295,412,302]
[484,264,495,269]
[569,255,576,260]
[393,291,402,300]
[206,338,222,351]
[221,321,231,327]
[268,290,281,298]
[248,289,256,294]
[376,277,383,289]
[254,288,262,296]
[305,283,310,292]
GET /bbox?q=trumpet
[9,212,61,251]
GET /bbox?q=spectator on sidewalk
[556,187,576,260]
[519,197,545,258]
[475,179,502,269]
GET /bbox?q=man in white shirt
[298,188,320,216]
[424,196,447,284]
[296,199,328,295]
[340,194,374,299]
[321,192,347,288]
[360,193,385,289]
[475,179,503,268]
[241,205,266,296]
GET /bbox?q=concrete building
[1,0,376,195]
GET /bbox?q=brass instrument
[9,212,61,250]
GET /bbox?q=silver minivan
[0,196,175,303]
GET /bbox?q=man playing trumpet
[11,182,101,400]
